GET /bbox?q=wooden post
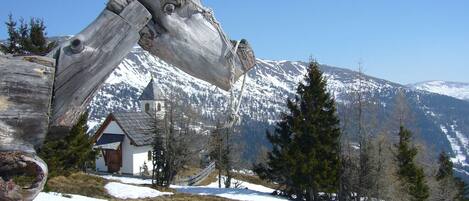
[0,55,54,201]
[0,1,151,200]
[50,0,151,133]
[0,56,55,153]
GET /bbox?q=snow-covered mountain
[87,47,399,127]
[409,81,469,101]
[87,46,469,181]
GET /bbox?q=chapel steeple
[138,77,166,115]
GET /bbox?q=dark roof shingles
[113,112,156,146]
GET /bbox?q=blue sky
[1,0,468,84]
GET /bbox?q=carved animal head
[138,0,256,91]
[1,1,256,200]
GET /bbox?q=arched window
[157,103,161,111]
[145,103,150,112]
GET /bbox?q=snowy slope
[35,174,283,201]
[105,182,173,199]
[34,192,105,201]
[174,178,287,201]
[96,174,288,201]
[87,46,469,181]
[87,47,400,127]
[410,81,469,101]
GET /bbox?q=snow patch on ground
[96,174,286,201]
[441,125,469,166]
[34,192,105,201]
[173,176,287,201]
[454,168,469,176]
[105,182,173,199]
[99,174,152,185]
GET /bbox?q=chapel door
[106,149,122,173]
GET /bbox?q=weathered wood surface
[51,0,151,131]
[0,55,55,152]
[0,152,48,201]
[137,0,256,91]
[1,1,151,200]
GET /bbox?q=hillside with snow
[34,173,285,201]
[86,46,469,182]
[410,81,469,101]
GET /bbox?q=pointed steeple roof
[138,77,165,101]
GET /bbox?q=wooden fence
[173,162,216,186]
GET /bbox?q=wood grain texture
[0,56,55,152]
[51,1,151,131]
[137,0,256,91]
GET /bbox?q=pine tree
[0,14,20,54]
[39,112,97,177]
[433,151,466,201]
[255,61,341,200]
[26,18,56,55]
[1,15,56,55]
[64,112,97,171]
[436,152,453,181]
[395,126,429,201]
[17,18,29,53]
[151,134,166,186]
[38,136,68,177]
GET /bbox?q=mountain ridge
[409,80,469,101]
[86,46,469,183]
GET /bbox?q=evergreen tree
[1,15,56,55]
[39,112,97,177]
[25,18,56,55]
[434,151,468,201]
[151,134,167,186]
[254,61,341,200]
[38,135,68,177]
[64,112,97,171]
[0,14,20,54]
[395,126,429,201]
[436,151,453,181]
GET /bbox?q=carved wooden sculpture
[0,0,255,200]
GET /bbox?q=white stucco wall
[104,121,125,134]
[131,145,154,175]
[140,100,166,117]
[95,120,126,173]
[95,151,106,172]
[95,119,155,175]
[121,135,134,174]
